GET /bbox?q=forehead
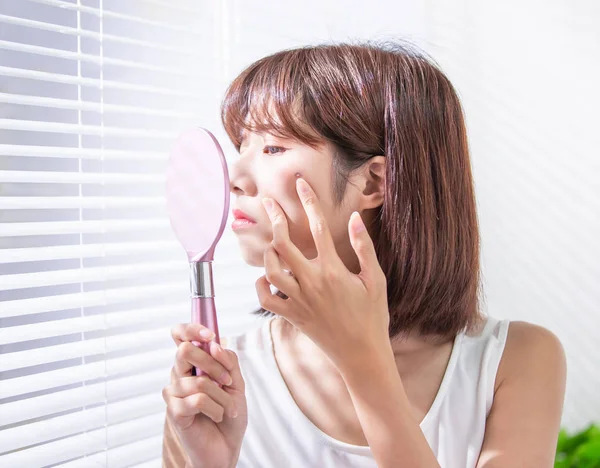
[238,98,323,146]
[240,116,286,142]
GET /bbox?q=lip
[231,218,257,231]
[232,208,256,222]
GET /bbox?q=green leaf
[555,424,600,466]
[558,425,598,456]
[570,440,600,467]
[557,429,571,453]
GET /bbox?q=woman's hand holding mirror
[162,323,247,468]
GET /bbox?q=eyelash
[237,145,286,156]
[263,145,286,155]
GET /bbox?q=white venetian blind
[0,0,260,466]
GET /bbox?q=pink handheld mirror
[166,127,231,378]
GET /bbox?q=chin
[238,247,265,268]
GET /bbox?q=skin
[227,128,567,466]
[231,129,368,274]
[230,128,452,436]
[162,115,566,467]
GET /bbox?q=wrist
[337,340,396,380]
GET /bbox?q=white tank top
[224,314,510,468]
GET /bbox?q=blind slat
[0,241,179,263]
[0,196,165,210]
[129,458,163,468]
[0,40,204,78]
[0,394,163,454]
[1,312,256,372]
[0,13,201,57]
[1,348,175,399]
[137,0,200,14]
[100,435,165,468]
[1,415,165,467]
[0,170,164,185]
[106,433,165,468]
[0,92,197,119]
[0,66,205,98]
[0,430,109,467]
[0,283,184,319]
[0,144,166,160]
[0,219,168,239]
[0,328,171,372]
[1,302,251,347]
[1,260,183,291]
[0,0,242,463]
[0,304,187,346]
[56,435,165,468]
[0,119,176,138]
[29,0,204,35]
[1,369,168,426]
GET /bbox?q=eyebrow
[239,129,272,143]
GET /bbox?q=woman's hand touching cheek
[256,177,391,372]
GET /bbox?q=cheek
[276,170,301,194]
[286,171,320,258]
[266,169,303,208]
[272,170,302,192]
[263,168,311,244]
[265,169,317,257]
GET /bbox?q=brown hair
[220,39,485,340]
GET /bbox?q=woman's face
[228,129,363,273]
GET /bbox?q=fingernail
[219,371,233,386]
[297,178,309,194]
[230,405,238,418]
[262,198,274,213]
[199,328,215,340]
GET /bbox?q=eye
[263,145,286,155]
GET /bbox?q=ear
[359,156,386,210]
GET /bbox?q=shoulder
[495,320,566,393]
[476,321,567,465]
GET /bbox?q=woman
[162,40,566,468]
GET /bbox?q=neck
[275,315,451,375]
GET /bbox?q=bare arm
[162,416,192,468]
[477,321,567,467]
[339,344,440,468]
[339,321,566,468]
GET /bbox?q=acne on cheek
[269,170,302,196]
[275,171,302,195]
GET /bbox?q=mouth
[232,208,257,231]
[231,218,257,231]
[232,208,255,222]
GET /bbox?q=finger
[170,323,217,346]
[213,341,246,393]
[263,243,300,299]
[167,391,225,424]
[262,197,308,279]
[295,178,338,262]
[165,375,238,419]
[255,275,289,319]
[174,341,233,386]
[349,211,385,287]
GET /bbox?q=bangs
[221,41,483,338]
[220,50,324,151]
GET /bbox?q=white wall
[1,1,596,464]
[210,0,600,432]
[426,0,599,432]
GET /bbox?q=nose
[229,157,256,197]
